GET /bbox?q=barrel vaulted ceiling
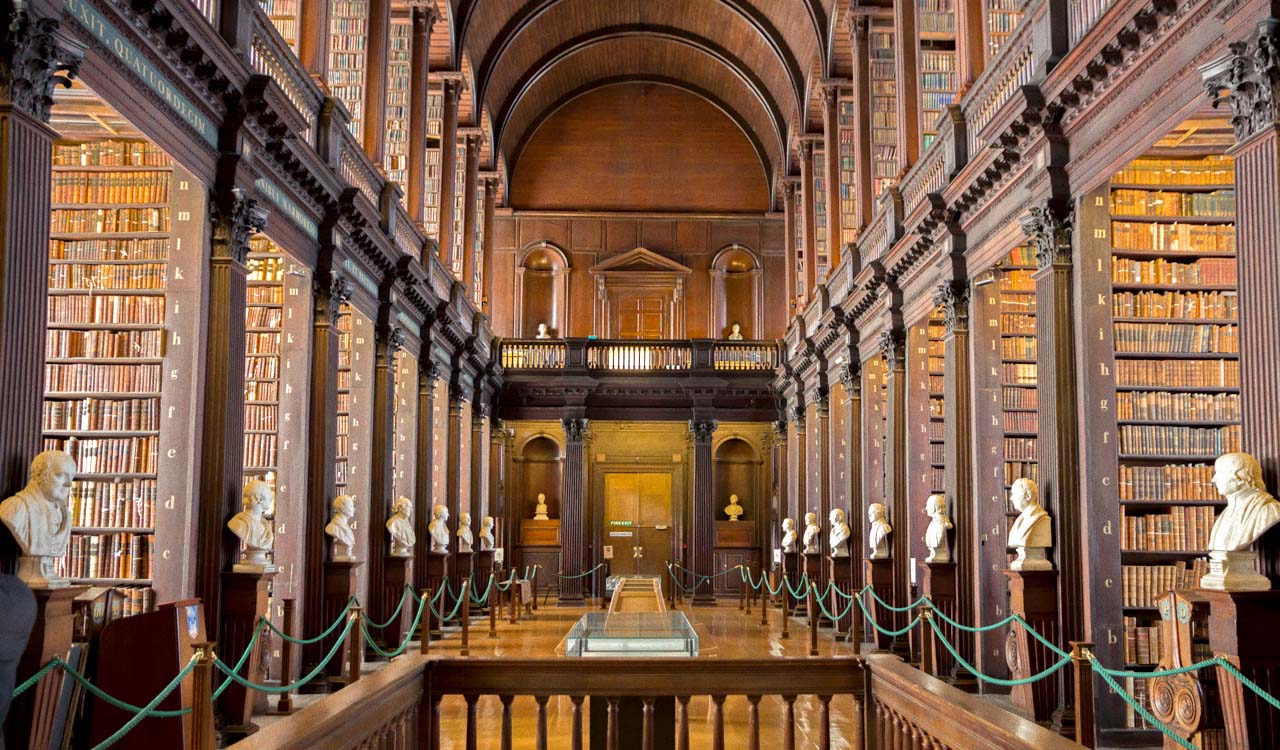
[433,0,837,208]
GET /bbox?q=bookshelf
[260,0,300,50]
[423,86,443,238]
[862,352,888,516]
[918,0,958,150]
[927,314,945,496]
[985,0,1025,58]
[907,310,946,564]
[451,141,466,277]
[327,0,369,138]
[392,349,417,501]
[869,19,898,196]
[384,15,412,197]
[813,149,828,279]
[998,246,1039,529]
[473,180,486,305]
[336,306,353,495]
[793,186,806,302]
[244,237,284,491]
[838,96,858,246]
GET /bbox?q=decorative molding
[1021,205,1074,270]
[689,419,718,444]
[838,361,859,391]
[0,9,82,121]
[325,275,354,325]
[211,188,269,264]
[386,325,407,352]
[878,329,905,370]
[1203,19,1280,142]
[562,417,589,443]
[933,281,970,335]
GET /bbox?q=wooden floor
[254,596,866,748]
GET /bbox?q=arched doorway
[514,243,570,338]
[712,436,763,594]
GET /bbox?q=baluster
[909,724,920,750]
[711,694,725,750]
[465,694,478,750]
[607,697,621,750]
[818,694,832,750]
[536,695,549,750]
[746,695,761,750]
[782,694,796,750]
[642,697,656,750]
[676,695,690,750]
[500,695,513,750]
[430,693,443,750]
[571,695,585,750]
[892,710,903,750]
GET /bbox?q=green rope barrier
[361,594,429,659]
[928,605,1071,659]
[853,596,921,637]
[1215,657,1280,712]
[862,586,929,613]
[927,616,1071,687]
[468,574,493,605]
[666,565,698,594]
[429,579,467,622]
[544,563,607,580]
[11,658,60,697]
[738,566,784,596]
[1092,664,1196,750]
[1093,657,1220,681]
[783,574,810,600]
[364,586,416,630]
[213,616,354,694]
[264,595,358,644]
[211,618,267,700]
[92,656,198,750]
[813,586,856,623]
[668,562,742,582]
[494,570,518,592]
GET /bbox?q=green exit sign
[608,520,633,527]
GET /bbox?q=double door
[602,473,672,580]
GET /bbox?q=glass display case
[561,612,699,657]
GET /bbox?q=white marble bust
[727,322,744,341]
[924,494,953,564]
[0,450,75,588]
[387,496,415,557]
[457,511,474,553]
[479,516,495,551]
[802,512,821,554]
[1007,478,1052,571]
[1201,452,1280,591]
[535,323,551,339]
[228,480,275,572]
[724,494,744,521]
[868,503,892,560]
[428,504,450,554]
[325,494,357,562]
[780,517,798,554]
[828,508,851,558]
[533,493,550,521]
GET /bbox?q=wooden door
[603,473,673,580]
[614,294,666,339]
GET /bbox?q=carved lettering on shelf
[0,9,82,121]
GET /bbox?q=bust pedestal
[864,559,895,652]
[782,551,801,614]
[827,555,854,640]
[322,560,361,691]
[6,585,86,750]
[452,551,475,621]
[1200,588,1280,748]
[1004,569,1059,723]
[219,569,275,738]
[424,552,449,639]
[918,561,968,687]
[367,556,413,660]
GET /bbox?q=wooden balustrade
[500,339,780,373]
[500,340,567,369]
[587,342,692,370]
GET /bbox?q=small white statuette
[1007,479,1052,571]
[828,508,851,558]
[479,516,495,551]
[724,494,744,521]
[428,504,450,554]
[868,503,892,560]
[533,493,550,521]
[1201,452,1280,591]
[325,494,357,562]
[802,512,821,555]
[780,517,798,554]
[229,480,276,572]
[535,323,551,339]
[0,450,75,588]
[924,494,954,564]
[457,512,474,553]
[387,496,415,557]
[727,322,744,341]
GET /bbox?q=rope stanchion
[346,606,363,684]
[489,574,498,638]
[420,587,433,655]
[460,579,472,657]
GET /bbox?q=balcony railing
[499,339,780,373]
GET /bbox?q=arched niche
[518,435,563,520]
[710,244,762,338]
[713,437,759,521]
[514,242,570,338]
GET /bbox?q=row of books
[54,141,171,167]
[929,443,944,464]
[1002,363,1037,384]
[929,397,944,417]
[929,373,944,392]
[1002,386,1038,409]
[48,263,167,291]
[1113,156,1233,186]
[50,238,170,261]
[1118,424,1241,457]
[45,363,160,393]
[1121,560,1208,607]
[1004,461,1039,486]
[1111,220,1235,253]
[246,332,281,354]
[43,436,158,474]
[110,585,158,617]
[247,286,283,305]
[928,420,944,440]
[43,397,159,432]
[45,329,163,359]
[1001,337,1036,359]
[59,532,154,580]
[71,484,155,529]
[1122,616,1165,666]
[1004,437,1037,461]
[48,294,166,324]
[1110,189,1235,218]
[1121,505,1218,551]
[1111,257,1237,286]
[1112,322,1238,354]
[247,256,284,279]
[246,307,283,328]
[1115,391,1240,422]
[1000,313,1036,334]
[1000,268,1036,289]
[1116,359,1238,388]
[1119,463,1221,503]
[245,356,280,380]
[1004,412,1038,432]
[51,173,171,204]
[1111,290,1238,320]
[246,381,279,401]
[245,404,278,431]
[244,434,278,470]
[51,207,169,234]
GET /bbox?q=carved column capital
[562,417,589,444]
[1204,19,1280,142]
[838,360,860,391]
[932,280,970,335]
[0,9,82,122]
[878,329,905,370]
[211,188,269,264]
[385,325,406,352]
[689,419,718,444]
[788,402,806,425]
[1020,204,1074,270]
[319,274,354,325]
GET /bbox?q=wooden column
[446,385,466,586]
[892,0,921,170]
[361,0,391,161]
[788,405,807,529]
[365,309,403,636]
[0,16,79,496]
[406,6,438,224]
[471,404,490,523]
[297,0,331,83]
[413,360,439,591]
[436,79,461,267]
[839,363,864,591]
[782,179,799,315]
[799,141,818,303]
[195,189,268,637]
[811,392,832,587]
[300,273,351,686]
[460,132,480,299]
[880,331,909,626]
[821,82,845,272]
[849,16,875,229]
[559,418,589,603]
[955,0,986,90]
[481,175,497,313]
[772,420,788,554]
[691,419,718,606]
[1022,204,1084,728]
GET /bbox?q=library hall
[4,0,1280,748]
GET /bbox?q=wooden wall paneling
[954,0,986,90]
[406,6,437,224]
[892,0,922,170]
[346,307,376,608]
[297,0,331,81]
[412,362,438,591]
[605,220,640,253]
[471,407,491,530]
[436,80,461,268]
[364,307,400,646]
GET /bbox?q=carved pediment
[589,247,693,276]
